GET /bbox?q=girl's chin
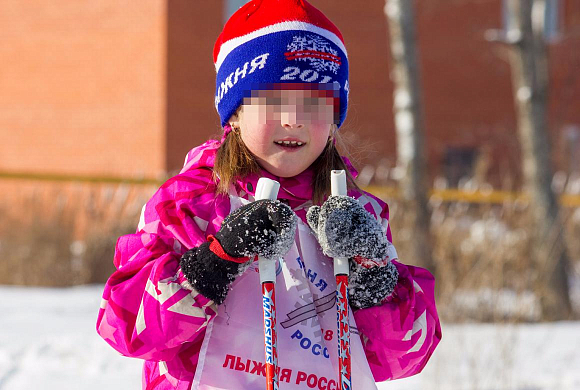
[257,161,310,178]
[266,167,307,178]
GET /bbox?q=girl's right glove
[306,196,399,310]
[180,199,297,304]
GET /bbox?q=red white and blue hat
[213,0,349,128]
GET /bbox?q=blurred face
[232,87,338,178]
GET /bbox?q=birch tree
[384,0,434,273]
[498,0,571,320]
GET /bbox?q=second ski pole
[255,177,281,390]
[331,170,352,390]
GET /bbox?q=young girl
[97,1,441,389]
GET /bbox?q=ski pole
[255,177,281,390]
[331,170,351,390]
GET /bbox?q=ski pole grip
[331,170,347,198]
[255,178,280,201]
[331,170,350,276]
[255,178,281,284]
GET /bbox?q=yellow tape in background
[2,171,580,207]
[0,171,163,185]
[362,186,580,207]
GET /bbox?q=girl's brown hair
[214,122,359,205]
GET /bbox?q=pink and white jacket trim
[96,139,442,389]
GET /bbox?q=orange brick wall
[165,1,225,173]
[0,1,167,178]
[1,0,579,185]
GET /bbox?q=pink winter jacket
[96,139,441,389]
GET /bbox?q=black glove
[307,196,398,309]
[347,260,398,310]
[180,199,297,304]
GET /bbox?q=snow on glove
[306,195,399,309]
[180,199,297,304]
[347,258,398,310]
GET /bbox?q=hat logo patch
[284,34,341,74]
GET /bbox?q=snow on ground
[0,285,579,390]
[0,285,141,390]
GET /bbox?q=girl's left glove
[306,196,399,310]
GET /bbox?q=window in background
[502,0,561,40]
[443,147,476,188]
[225,0,251,23]
[563,125,580,174]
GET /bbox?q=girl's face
[233,88,337,178]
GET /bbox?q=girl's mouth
[273,140,305,149]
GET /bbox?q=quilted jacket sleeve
[96,169,230,361]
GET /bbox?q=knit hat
[213,0,349,128]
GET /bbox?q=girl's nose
[282,123,304,129]
[280,111,304,129]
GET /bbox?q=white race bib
[192,196,377,390]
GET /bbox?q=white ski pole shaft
[331,170,349,275]
[255,178,281,284]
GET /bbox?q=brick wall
[0,1,167,178]
[165,1,225,174]
[1,0,579,185]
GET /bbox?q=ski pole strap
[207,235,254,264]
[352,255,391,269]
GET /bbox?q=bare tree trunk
[384,0,434,273]
[505,0,571,320]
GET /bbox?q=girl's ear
[227,107,243,130]
[331,123,338,135]
[328,124,338,143]
[229,119,240,130]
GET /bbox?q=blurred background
[1,0,579,389]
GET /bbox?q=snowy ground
[0,285,579,390]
